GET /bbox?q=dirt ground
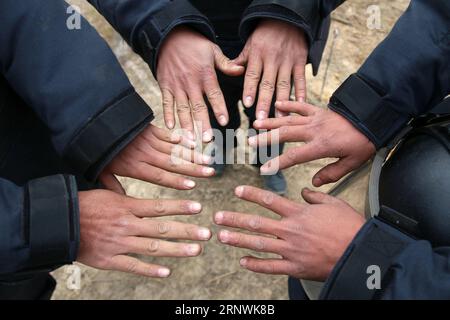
[52,0,409,300]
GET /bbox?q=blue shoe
[263,171,287,195]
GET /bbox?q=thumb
[100,172,126,195]
[301,188,341,205]
[312,158,354,187]
[213,45,245,76]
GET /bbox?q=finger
[248,126,311,147]
[240,256,296,276]
[276,64,293,103]
[214,211,283,237]
[127,198,203,218]
[148,124,181,144]
[175,90,195,140]
[260,144,321,173]
[130,219,212,241]
[186,84,213,142]
[232,46,248,66]
[202,71,229,127]
[255,64,278,120]
[217,229,286,254]
[253,115,309,130]
[161,87,175,129]
[99,172,125,195]
[312,158,357,187]
[109,255,171,278]
[122,237,203,257]
[301,188,343,205]
[213,45,245,76]
[242,56,263,108]
[234,185,303,217]
[293,64,307,103]
[151,139,210,165]
[131,162,197,190]
[275,101,317,116]
[146,148,215,178]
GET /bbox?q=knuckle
[126,259,139,274]
[206,89,223,101]
[147,240,160,253]
[248,216,262,230]
[254,238,266,251]
[246,70,260,81]
[153,170,165,184]
[176,103,190,114]
[154,200,166,214]
[262,192,274,205]
[157,222,171,234]
[287,148,299,161]
[277,80,290,90]
[260,79,275,92]
[191,102,207,114]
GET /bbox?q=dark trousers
[207,39,284,167]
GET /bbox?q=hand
[99,124,214,194]
[214,186,365,281]
[234,19,308,119]
[157,26,244,141]
[77,190,211,277]
[250,101,376,187]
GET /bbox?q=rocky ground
[52,0,409,300]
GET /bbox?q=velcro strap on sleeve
[64,91,153,180]
[330,74,411,148]
[27,175,77,268]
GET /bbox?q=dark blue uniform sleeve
[240,0,345,75]
[86,0,216,74]
[0,0,154,181]
[320,218,450,299]
[329,0,450,148]
[0,175,79,278]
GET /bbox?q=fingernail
[202,155,212,164]
[203,167,215,176]
[299,97,305,103]
[215,211,224,224]
[257,110,267,120]
[244,96,253,107]
[248,136,257,147]
[313,177,322,186]
[218,115,228,126]
[158,268,171,278]
[253,120,262,128]
[187,244,201,256]
[189,202,202,213]
[235,186,244,197]
[203,131,213,142]
[167,121,174,129]
[240,258,248,267]
[184,180,196,188]
[219,230,230,243]
[198,228,211,240]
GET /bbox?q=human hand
[99,124,214,194]
[234,19,309,119]
[157,26,244,141]
[214,186,365,281]
[77,190,211,278]
[250,101,376,187]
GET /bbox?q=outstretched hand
[250,101,376,187]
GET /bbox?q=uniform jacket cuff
[25,175,80,272]
[63,89,154,181]
[329,74,412,149]
[319,218,415,300]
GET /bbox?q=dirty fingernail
[203,167,215,176]
[244,96,253,107]
[203,131,213,142]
